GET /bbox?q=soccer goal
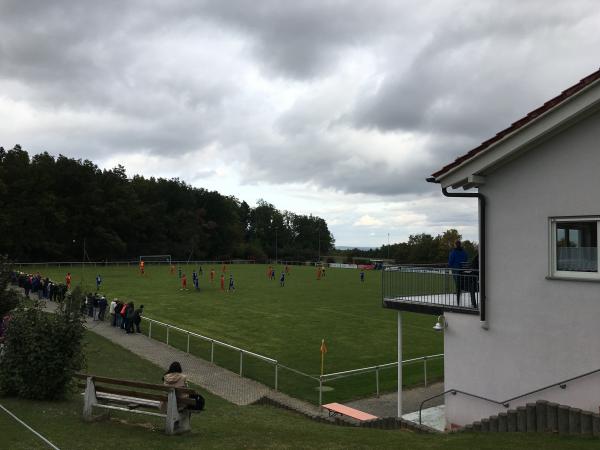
[139,255,172,265]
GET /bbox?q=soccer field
[25,262,443,403]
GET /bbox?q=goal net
[139,255,172,265]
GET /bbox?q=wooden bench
[75,373,200,435]
[322,402,378,421]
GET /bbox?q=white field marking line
[0,402,61,450]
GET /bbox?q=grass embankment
[25,263,442,403]
[1,331,598,449]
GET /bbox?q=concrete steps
[460,400,600,437]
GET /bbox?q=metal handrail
[141,315,443,403]
[316,353,444,405]
[502,367,600,404]
[141,316,277,364]
[321,354,444,381]
[277,363,320,382]
[418,366,600,424]
[384,265,477,272]
[419,389,508,424]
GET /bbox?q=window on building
[550,218,599,278]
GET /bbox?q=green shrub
[0,298,85,400]
[0,255,19,317]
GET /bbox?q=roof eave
[433,78,600,189]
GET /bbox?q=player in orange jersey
[222,263,227,273]
[139,259,145,275]
[65,272,72,290]
[267,265,272,278]
[170,264,175,275]
[181,273,188,290]
[285,264,290,274]
[220,274,225,291]
[316,267,321,280]
[210,268,215,283]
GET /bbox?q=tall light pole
[275,228,278,264]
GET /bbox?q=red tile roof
[432,68,600,179]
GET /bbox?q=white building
[384,67,600,429]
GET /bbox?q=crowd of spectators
[108,299,144,334]
[10,271,68,301]
[8,270,145,334]
[83,293,144,334]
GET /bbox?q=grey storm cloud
[0,0,241,156]
[352,2,600,142]
[239,129,440,196]
[188,0,418,79]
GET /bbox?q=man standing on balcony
[448,240,468,306]
[468,253,479,309]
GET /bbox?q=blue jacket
[448,248,468,269]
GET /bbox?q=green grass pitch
[22,262,443,403]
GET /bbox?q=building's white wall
[445,110,600,428]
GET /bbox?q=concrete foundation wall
[444,110,600,427]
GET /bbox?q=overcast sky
[2,1,599,246]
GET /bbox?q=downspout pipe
[426,178,487,328]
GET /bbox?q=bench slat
[322,403,378,421]
[75,373,197,395]
[96,392,162,409]
[93,403,166,418]
[78,382,197,407]
[89,384,167,403]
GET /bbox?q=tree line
[334,229,478,265]
[0,146,334,262]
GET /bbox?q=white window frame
[549,216,600,280]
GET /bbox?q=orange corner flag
[320,338,327,376]
[320,339,328,354]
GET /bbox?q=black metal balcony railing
[382,266,480,315]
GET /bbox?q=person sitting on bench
[163,361,204,411]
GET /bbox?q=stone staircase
[459,400,600,437]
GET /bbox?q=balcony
[382,266,480,315]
